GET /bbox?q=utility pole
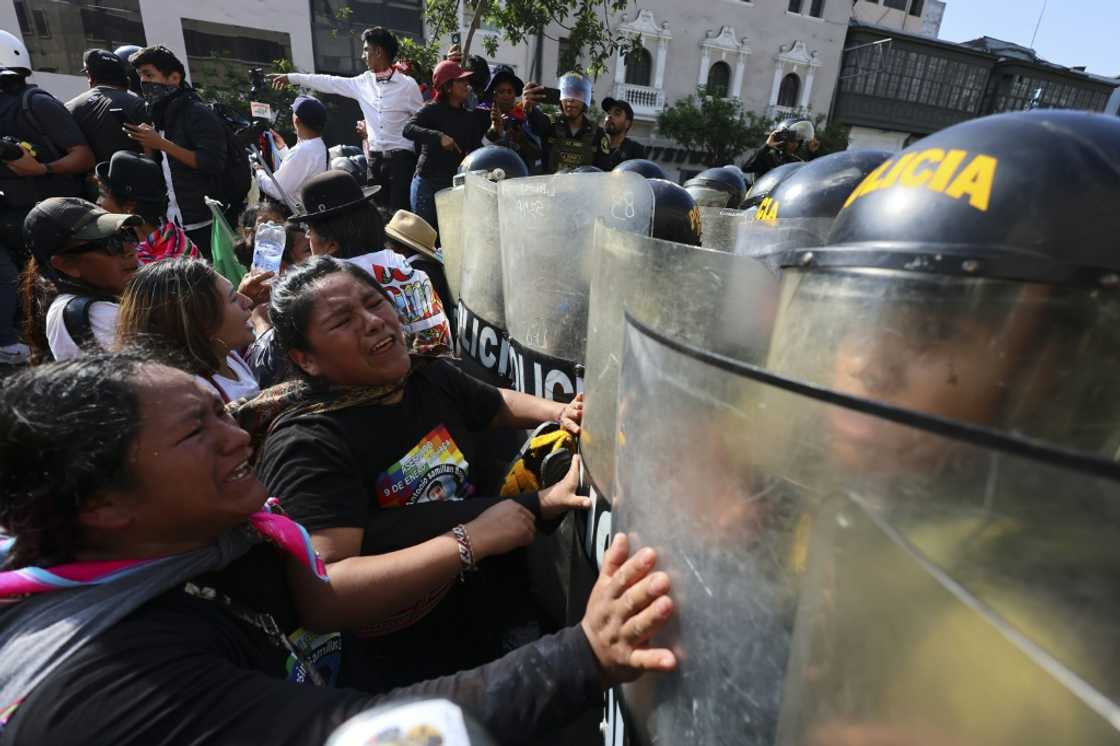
[1030,0,1049,49]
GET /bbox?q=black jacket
[152,87,227,226]
[741,145,803,179]
[64,85,148,164]
[403,100,488,180]
[600,137,647,171]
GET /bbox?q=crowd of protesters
[0,22,673,746]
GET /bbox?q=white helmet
[0,30,31,75]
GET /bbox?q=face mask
[140,81,178,106]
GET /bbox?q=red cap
[431,60,474,91]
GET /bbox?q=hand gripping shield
[612,312,1120,745]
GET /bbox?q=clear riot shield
[582,221,779,503]
[433,180,464,308]
[614,314,1120,746]
[497,172,653,401]
[732,213,836,261]
[457,172,510,383]
[698,206,750,252]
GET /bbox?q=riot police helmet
[736,149,892,261]
[571,165,603,173]
[328,144,363,160]
[458,145,529,180]
[684,166,748,209]
[114,44,142,64]
[774,117,815,146]
[766,110,1120,455]
[614,158,667,180]
[742,161,805,209]
[0,30,30,76]
[329,155,370,187]
[649,178,701,246]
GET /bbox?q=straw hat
[384,210,440,263]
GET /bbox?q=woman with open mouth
[252,256,590,689]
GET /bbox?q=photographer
[742,117,819,179]
[0,30,95,365]
[65,49,149,164]
[255,96,328,208]
[523,72,610,173]
[124,45,228,261]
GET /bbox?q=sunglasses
[60,230,137,258]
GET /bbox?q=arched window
[625,46,653,86]
[778,72,801,107]
[708,61,731,97]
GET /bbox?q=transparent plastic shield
[768,269,1120,457]
[459,172,505,327]
[698,206,748,252]
[581,221,778,499]
[614,317,1120,745]
[733,216,836,260]
[434,184,464,307]
[497,172,653,362]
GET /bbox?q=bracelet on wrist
[451,524,477,577]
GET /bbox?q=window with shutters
[625,46,653,86]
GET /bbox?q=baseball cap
[431,60,474,92]
[602,97,634,122]
[292,95,327,130]
[24,198,141,266]
[82,48,129,85]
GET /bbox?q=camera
[0,137,26,162]
[249,67,266,98]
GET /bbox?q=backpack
[208,101,251,213]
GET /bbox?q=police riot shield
[698,206,748,252]
[582,220,779,505]
[457,171,510,383]
[613,312,1120,745]
[433,179,464,308]
[732,209,836,262]
[497,171,654,400]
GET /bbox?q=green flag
[206,198,246,286]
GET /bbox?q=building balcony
[612,83,666,121]
[767,104,811,120]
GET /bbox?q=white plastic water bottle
[252,221,285,274]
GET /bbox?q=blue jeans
[410,173,453,240]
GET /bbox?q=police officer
[65,48,149,164]
[0,30,94,364]
[600,97,646,170]
[522,72,610,173]
[741,117,817,180]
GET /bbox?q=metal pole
[1030,0,1049,49]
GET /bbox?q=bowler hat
[482,65,524,101]
[95,151,166,203]
[291,169,381,222]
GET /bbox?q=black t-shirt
[65,85,149,164]
[259,360,504,532]
[0,86,89,205]
[257,361,548,687]
[0,544,603,746]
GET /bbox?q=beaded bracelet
[451,524,477,575]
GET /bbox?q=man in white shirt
[256,95,329,211]
[270,27,423,213]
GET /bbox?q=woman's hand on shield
[538,454,591,520]
[581,533,677,685]
[558,392,583,435]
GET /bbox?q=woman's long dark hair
[0,354,146,569]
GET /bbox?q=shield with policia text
[433,178,465,308]
[612,310,1120,745]
[497,171,653,402]
[456,171,511,386]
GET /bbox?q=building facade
[835,23,1118,151]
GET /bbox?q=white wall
[848,125,909,151]
[1,0,316,99]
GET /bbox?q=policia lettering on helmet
[522,73,612,174]
[742,117,819,180]
[0,30,95,365]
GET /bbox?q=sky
[937,0,1120,77]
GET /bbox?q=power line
[1030,0,1049,49]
